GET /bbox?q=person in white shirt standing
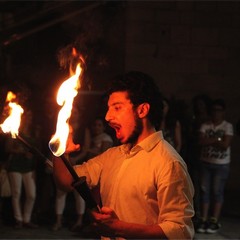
[196,98,233,234]
[53,71,195,239]
[87,117,114,159]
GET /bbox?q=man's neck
[213,119,224,126]
[135,126,156,146]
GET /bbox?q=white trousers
[8,171,36,223]
[55,188,85,215]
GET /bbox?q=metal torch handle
[60,154,99,211]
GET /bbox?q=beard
[125,115,143,145]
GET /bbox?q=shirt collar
[120,131,163,154]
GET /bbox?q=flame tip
[0,93,24,138]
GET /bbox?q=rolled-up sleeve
[157,160,195,239]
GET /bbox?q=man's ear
[137,103,150,118]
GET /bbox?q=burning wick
[49,139,61,156]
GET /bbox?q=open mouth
[109,122,120,130]
[109,122,121,138]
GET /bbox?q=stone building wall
[124,1,240,215]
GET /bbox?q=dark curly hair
[106,71,163,130]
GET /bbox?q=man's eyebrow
[112,102,123,105]
[109,102,123,107]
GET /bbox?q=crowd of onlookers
[0,91,237,235]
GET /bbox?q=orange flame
[0,91,24,138]
[49,63,82,157]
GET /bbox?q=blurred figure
[160,98,182,153]
[5,88,38,229]
[51,106,90,232]
[187,94,212,220]
[85,116,113,207]
[192,94,212,128]
[196,98,233,234]
[51,148,88,231]
[52,116,113,232]
[87,116,113,159]
[51,181,86,232]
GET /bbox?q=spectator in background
[160,97,182,153]
[5,87,38,229]
[87,116,114,159]
[51,115,113,232]
[187,94,212,221]
[51,106,90,232]
[196,98,233,234]
[85,116,113,207]
[51,172,86,232]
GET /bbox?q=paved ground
[1,189,240,239]
[0,214,240,239]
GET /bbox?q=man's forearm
[52,156,74,192]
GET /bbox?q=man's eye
[114,106,121,111]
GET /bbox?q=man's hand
[89,207,167,239]
[89,206,120,237]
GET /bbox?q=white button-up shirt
[75,131,195,239]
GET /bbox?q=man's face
[211,105,225,123]
[105,91,142,144]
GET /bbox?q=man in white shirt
[53,71,195,239]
